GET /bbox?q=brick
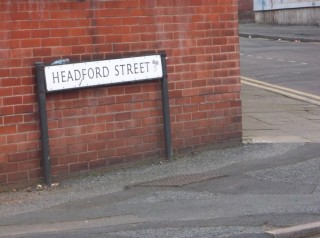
[58,118,76,128]
[68,143,87,154]
[11,30,30,39]
[3,96,23,106]
[50,146,67,156]
[0,134,6,144]
[115,129,132,139]
[21,38,41,48]
[7,133,27,143]
[69,162,88,173]
[79,151,98,162]
[0,162,18,174]
[49,128,67,138]
[22,95,37,104]
[116,146,134,156]
[11,48,33,58]
[0,125,17,134]
[1,78,22,87]
[28,168,42,179]
[0,88,13,97]
[192,111,208,120]
[88,142,106,151]
[67,126,87,136]
[52,164,68,175]
[142,117,159,126]
[123,119,141,129]
[18,123,37,133]
[116,95,132,104]
[28,149,41,158]
[108,156,124,166]
[0,174,7,184]
[89,159,107,169]
[51,46,72,56]
[176,113,192,122]
[41,37,61,47]
[8,171,28,182]
[58,154,78,165]
[124,135,143,146]
[14,104,34,114]
[98,148,116,159]
[13,86,33,95]
[17,141,39,152]
[33,47,52,57]
[96,115,114,124]
[78,117,96,126]
[115,112,131,121]
[20,159,40,171]
[8,152,29,163]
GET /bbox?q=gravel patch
[107,226,265,238]
[247,157,320,185]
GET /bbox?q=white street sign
[44,55,163,92]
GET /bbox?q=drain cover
[132,173,227,187]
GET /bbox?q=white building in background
[254,0,320,25]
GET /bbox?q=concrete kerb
[266,221,320,238]
[241,76,320,106]
[239,33,320,43]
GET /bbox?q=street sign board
[44,55,163,92]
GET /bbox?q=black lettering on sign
[127,64,133,75]
[88,68,94,79]
[113,61,154,77]
[68,71,74,81]
[134,63,139,74]
[96,67,102,78]
[61,71,66,82]
[140,62,145,74]
[115,65,119,76]
[74,70,81,81]
[114,64,125,76]
[52,71,59,84]
[103,67,109,77]
[81,68,87,80]
[119,64,125,76]
[79,68,87,86]
[145,62,150,72]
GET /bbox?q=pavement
[0,24,320,238]
[242,82,320,143]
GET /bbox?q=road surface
[240,37,320,96]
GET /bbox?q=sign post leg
[160,52,173,160]
[35,62,52,186]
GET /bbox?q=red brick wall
[0,0,242,189]
[238,0,254,22]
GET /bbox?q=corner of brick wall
[0,0,242,189]
[238,0,255,22]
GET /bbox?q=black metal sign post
[35,53,172,186]
[160,52,173,160]
[35,62,52,186]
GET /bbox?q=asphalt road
[2,143,320,238]
[240,37,320,96]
